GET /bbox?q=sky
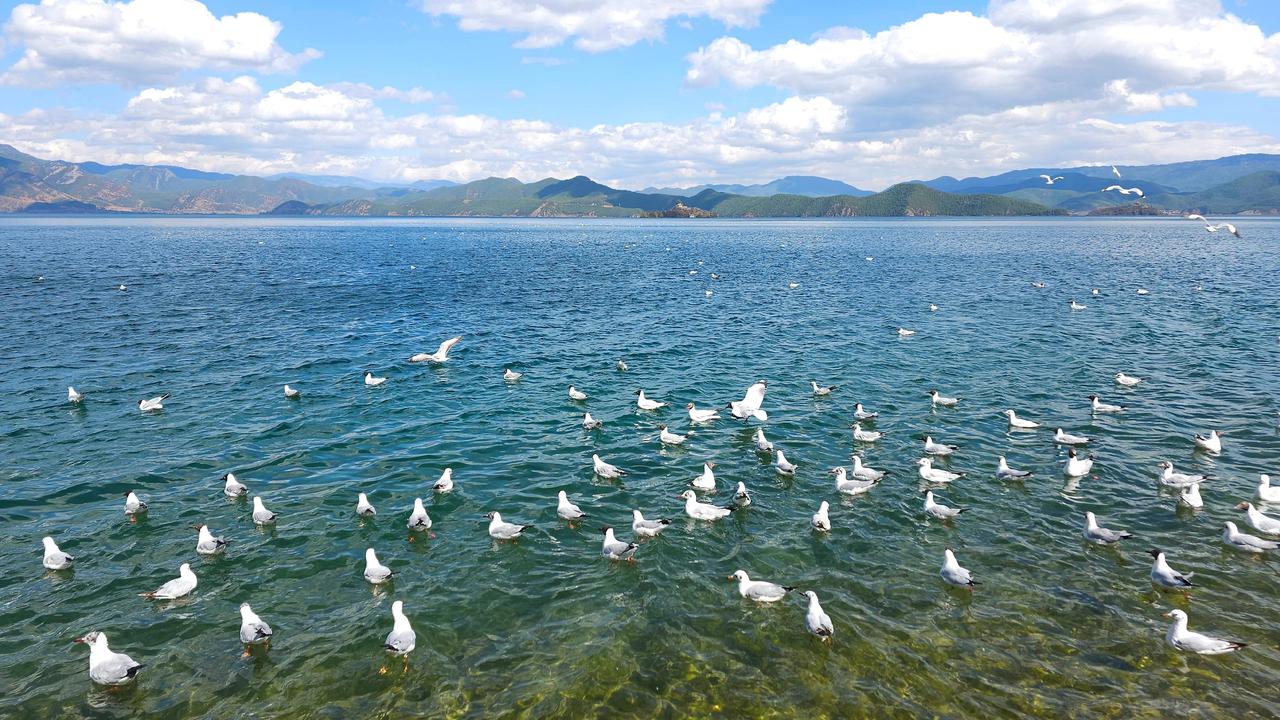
[1,0,1279,190]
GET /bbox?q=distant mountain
[268,172,457,192]
[683,183,1056,217]
[1146,171,1280,214]
[645,175,871,198]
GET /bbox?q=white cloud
[1,0,320,86]
[418,0,771,52]
[507,89,527,99]
[328,82,439,104]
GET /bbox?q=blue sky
[2,0,1279,189]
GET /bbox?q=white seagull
[1004,410,1040,429]
[356,492,377,517]
[754,427,774,453]
[1179,483,1204,509]
[851,456,886,482]
[692,461,716,491]
[730,570,793,602]
[582,412,603,430]
[251,496,277,525]
[556,491,586,521]
[775,450,797,475]
[383,601,416,669]
[1222,521,1278,553]
[592,453,626,480]
[123,490,147,515]
[42,536,75,570]
[831,466,878,496]
[283,384,300,399]
[996,456,1032,479]
[678,489,734,521]
[1256,474,1280,503]
[686,402,720,423]
[1069,299,1087,311]
[1039,174,1064,185]
[923,436,957,456]
[616,359,628,372]
[658,424,687,445]
[364,372,386,387]
[1158,461,1206,487]
[568,386,588,401]
[852,423,881,442]
[1164,609,1244,655]
[1194,430,1222,454]
[67,386,84,403]
[1205,223,1242,238]
[432,468,454,493]
[811,381,836,396]
[195,525,228,555]
[897,328,916,337]
[1088,395,1124,413]
[635,389,666,411]
[1054,428,1090,445]
[811,501,831,532]
[1115,372,1142,387]
[727,380,768,421]
[1102,184,1144,197]
[1234,502,1280,535]
[487,512,531,540]
[74,632,144,686]
[223,472,248,498]
[1147,549,1193,591]
[918,458,963,483]
[1083,511,1131,545]
[138,394,169,412]
[407,498,432,531]
[600,527,638,560]
[503,368,522,382]
[923,490,965,520]
[940,549,977,588]
[409,335,461,363]
[1064,449,1094,477]
[733,482,752,506]
[632,510,671,538]
[363,548,394,584]
[239,603,273,646]
[803,591,834,640]
[142,562,197,600]
[853,403,878,420]
[928,390,959,407]
[1111,165,1121,179]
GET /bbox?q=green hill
[1145,171,1280,214]
[690,183,1059,217]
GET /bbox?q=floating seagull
[733,482,752,506]
[678,489,734,520]
[1031,282,1046,289]
[74,632,144,686]
[775,450,797,475]
[1163,609,1244,655]
[1158,461,1206,487]
[811,381,836,396]
[727,380,768,421]
[356,492,377,517]
[1147,549,1192,591]
[408,336,462,363]
[1205,223,1242,238]
[195,525,228,555]
[850,455,886,482]
[686,403,720,423]
[1194,430,1222,454]
[788,282,799,289]
[928,390,959,407]
[923,436,957,456]
[929,303,939,312]
[1111,165,1121,179]
[592,453,626,479]
[1115,372,1142,387]
[486,512,530,540]
[67,386,84,403]
[568,386,588,401]
[364,372,387,387]
[1091,288,1100,296]
[658,424,687,445]
[600,527,637,560]
[853,403,878,420]
[557,491,585,521]
[710,273,720,280]
[407,498,432,531]
[1102,184,1144,197]
[363,548,394,584]
[223,473,248,498]
[996,456,1032,479]
[1069,299,1086,310]
[118,284,127,292]
[897,328,916,337]
[918,458,962,483]
[138,394,169,412]
[383,601,415,670]
[812,501,831,531]
[432,468,454,493]
[803,591,834,640]
[1004,410,1040,429]
[42,536,74,570]
[1178,482,1204,509]
[940,549,977,588]
[831,466,878,496]
[1234,502,1280,535]
[251,497,277,525]
[142,562,197,599]
[123,490,147,515]
[865,256,874,262]
[616,359,628,372]
[283,384,300,399]
[1064,449,1094,477]
[1054,428,1090,445]
[1136,288,1150,295]
[582,412,603,430]
[924,490,965,520]
[730,570,794,602]
[754,427,773,453]
[692,462,716,491]
[239,603,272,646]
[704,290,713,297]
[1088,395,1124,413]
[1222,521,1278,553]
[852,423,881,442]
[1083,511,1131,545]
[632,510,671,538]
[503,368,523,382]
[1040,174,1064,185]
[635,389,667,411]
[1256,474,1280,503]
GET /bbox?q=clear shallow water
[1,216,1278,718]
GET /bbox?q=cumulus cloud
[328,83,439,104]
[418,0,771,52]
[1,0,320,86]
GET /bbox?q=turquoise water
[1,217,1277,718]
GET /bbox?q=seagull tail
[782,586,798,592]
[126,664,146,678]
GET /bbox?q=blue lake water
[1,216,1277,718]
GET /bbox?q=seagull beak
[1162,611,1173,619]
[73,636,87,644]
[725,575,734,581]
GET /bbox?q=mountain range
[642,175,872,198]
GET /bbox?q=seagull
[364,372,387,387]
[486,512,530,540]
[1088,395,1124,413]
[600,527,638,560]
[831,466,878,496]
[42,537,74,570]
[897,328,916,337]
[730,570,794,602]
[929,303,939,312]
[940,549,977,588]
[123,491,147,515]
[1115,372,1142,387]
[222,473,248,498]
[363,548,394,584]
[1136,288,1150,295]
[195,525,228,555]
[432,468,454,493]
[1256,474,1280,503]
[850,456,886,482]
[923,436,957,456]
[1179,483,1204,509]
[74,632,144,686]
[1102,184,1144,197]
[1004,410,1040,429]
[754,428,773,453]
[692,461,716,491]
[686,403,720,423]
[1222,521,1278,553]
[239,603,273,646]
[67,386,84,403]
[1040,174,1064,185]
[356,492,377,517]
[812,501,831,531]
[632,510,671,538]
[568,386,588,401]
[733,482,752,506]
[1147,549,1193,591]
[1234,502,1280,535]
[503,369,522,382]
[592,454,626,479]
[811,381,836,396]
[408,336,461,363]
[1083,511,1131,545]
[853,403,878,420]
[1194,430,1222,454]
[251,497,277,525]
[928,390,959,407]
[1158,461,1206,487]
[1163,609,1244,655]
[924,490,965,520]
[775,450,797,475]
[710,273,721,280]
[283,384,300,399]
[1064,449,1094,477]
[1185,213,1206,223]
[616,359,628,372]
[1069,299,1087,310]
[138,394,169,412]
[1205,223,1243,238]
[852,423,881,442]
[142,562,197,600]
[383,601,416,669]
[678,489,734,520]
[727,380,768,421]
[788,282,799,289]
[635,390,667,411]
[1054,428,1090,445]
[1031,282,1046,289]
[407,498,432,531]
[658,424,687,445]
[803,591,834,640]
[582,412,603,430]
[1111,165,1121,179]
[118,284,127,292]
[556,491,586,521]
[1091,288,1100,296]
[996,456,1032,479]
[918,458,963,483]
